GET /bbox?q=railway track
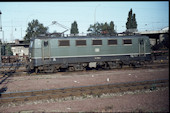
[0,61,168,77]
[0,79,168,104]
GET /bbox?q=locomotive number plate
[95,48,100,52]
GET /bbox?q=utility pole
[94,4,100,25]
[0,10,2,31]
[94,4,100,35]
[21,27,22,39]
[11,20,14,41]
[0,10,4,43]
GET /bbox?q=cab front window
[34,39,42,48]
[29,41,33,48]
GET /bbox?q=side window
[139,39,144,44]
[58,40,70,46]
[76,40,86,46]
[123,39,132,45]
[92,40,102,46]
[108,39,117,45]
[44,41,48,47]
[29,41,33,48]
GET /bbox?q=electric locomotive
[26,35,152,73]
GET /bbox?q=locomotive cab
[27,38,52,72]
[27,38,43,72]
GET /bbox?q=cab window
[44,41,48,47]
[29,41,33,48]
[34,39,42,48]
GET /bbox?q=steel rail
[0,61,168,77]
[0,79,168,104]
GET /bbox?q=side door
[138,38,145,56]
[42,40,50,61]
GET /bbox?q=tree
[87,24,95,35]
[132,14,137,29]
[126,8,137,32]
[102,22,109,33]
[70,21,79,35]
[24,19,48,43]
[1,44,13,56]
[5,44,13,56]
[87,22,102,36]
[87,21,116,36]
[108,21,115,35]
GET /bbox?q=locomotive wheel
[44,65,55,73]
[26,65,32,73]
[35,67,39,73]
[130,61,142,68]
[68,66,75,72]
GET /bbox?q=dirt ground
[0,67,169,112]
[0,87,169,112]
[0,67,169,93]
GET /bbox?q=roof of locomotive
[31,35,148,40]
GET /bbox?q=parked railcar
[26,35,152,73]
[0,43,24,72]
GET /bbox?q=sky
[0,1,169,42]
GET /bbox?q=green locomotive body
[27,35,152,73]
